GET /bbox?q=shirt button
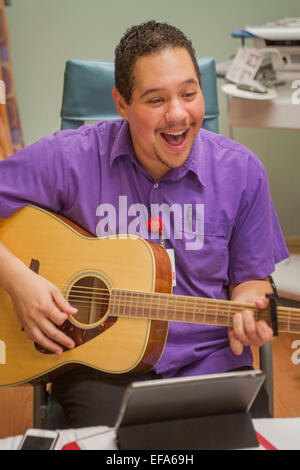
[153,183,159,189]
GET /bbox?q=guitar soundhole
[68,276,109,327]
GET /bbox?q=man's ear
[112,87,128,119]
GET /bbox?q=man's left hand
[228,295,274,355]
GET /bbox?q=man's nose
[165,99,188,123]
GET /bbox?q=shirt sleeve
[228,154,289,284]
[0,131,72,218]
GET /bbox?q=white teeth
[165,130,186,136]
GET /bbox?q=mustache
[155,120,196,134]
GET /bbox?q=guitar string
[67,296,299,316]
[67,293,257,312]
[65,295,300,327]
[52,284,300,328]
[65,285,300,317]
[67,288,299,308]
[64,304,300,333]
[65,287,300,322]
[64,285,300,316]
[65,286,256,309]
[67,294,300,315]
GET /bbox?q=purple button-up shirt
[0,119,289,376]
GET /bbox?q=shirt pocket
[176,222,231,277]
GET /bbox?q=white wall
[6,0,300,235]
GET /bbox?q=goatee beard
[154,149,190,170]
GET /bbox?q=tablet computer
[115,369,265,430]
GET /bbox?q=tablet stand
[117,411,258,450]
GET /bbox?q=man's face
[113,47,205,180]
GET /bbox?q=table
[223,82,300,131]
[1,418,300,450]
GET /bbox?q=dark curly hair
[114,20,201,104]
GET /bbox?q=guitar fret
[123,290,127,317]
[195,299,199,323]
[203,299,207,324]
[130,290,133,317]
[117,289,121,317]
[135,291,139,318]
[187,298,196,323]
[227,303,231,327]
[168,296,172,320]
[215,302,218,324]
[174,295,178,321]
[149,292,153,319]
[110,289,115,315]
[156,294,160,320]
[165,295,169,320]
[193,298,196,323]
[160,295,164,320]
[142,292,146,318]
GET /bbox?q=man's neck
[134,154,171,182]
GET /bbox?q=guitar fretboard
[108,288,300,334]
[109,289,259,328]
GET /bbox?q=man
[0,21,289,427]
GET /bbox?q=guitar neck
[110,289,258,328]
[109,288,300,334]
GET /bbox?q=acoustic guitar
[0,205,299,387]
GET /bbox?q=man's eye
[148,97,164,104]
[184,91,197,99]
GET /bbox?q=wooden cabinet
[0,385,33,439]
[252,333,300,417]
[273,333,300,417]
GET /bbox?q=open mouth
[160,129,189,149]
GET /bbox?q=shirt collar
[110,120,137,166]
[110,119,205,186]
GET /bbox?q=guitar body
[0,205,172,387]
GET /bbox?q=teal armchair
[60,58,219,133]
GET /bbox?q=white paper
[225,47,264,84]
[245,18,300,41]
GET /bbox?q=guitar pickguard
[35,315,117,354]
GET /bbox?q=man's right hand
[0,240,78,354]
[9,267,78,354]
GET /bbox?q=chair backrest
[60,58,219,132]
